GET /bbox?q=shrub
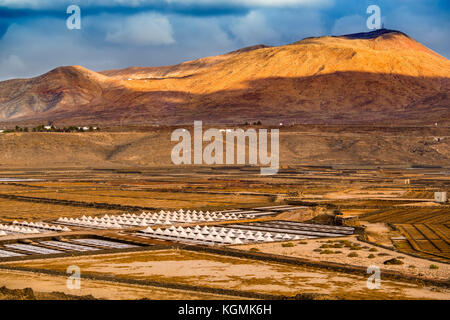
[249,248,260,252]
[348,252,358,257]
[369,248,378,252]
[368,254,376,259]
[384,258,404,265]
[430,264,439,270]
[313,249,322,252]
[287,190,300,197]
[341,240,353,247]
[282,242,294,248]
[320,244,330,248]
[320,249,334,255]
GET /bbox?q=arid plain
[0,131,448,299]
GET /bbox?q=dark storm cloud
[0,19,8,37]
[0,0,271,19]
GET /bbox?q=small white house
[434,192,448,203]
[44,125,52,130]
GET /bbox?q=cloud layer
[105,13,175,45]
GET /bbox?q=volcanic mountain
[0,29,449,126]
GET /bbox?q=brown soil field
[361,208,450,224]
[0,182,272,213]
[0,199,123,221]
[0,189,267,210]
[403,191,435,199]
[3,250,449,300]
[396,224,450,260]
[0,269,237,300]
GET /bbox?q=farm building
[434,192,447,203]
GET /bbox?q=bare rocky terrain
[0,29,449,126]
[0,126,448,168]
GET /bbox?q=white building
[434,192,447,203]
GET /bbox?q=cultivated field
[0,165,449,300]
[395,224,450,261]
[361,208,450,224]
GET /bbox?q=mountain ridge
[0,29,449,126]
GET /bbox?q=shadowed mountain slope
[0,29,449,126]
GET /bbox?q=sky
[0,0,449,80]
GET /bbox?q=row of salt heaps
[137,210,249,223]
[57,209,250,229]
[57,216,122,229]
[0,223,41,235]
[139,225,306,245]
[13,221,70,232]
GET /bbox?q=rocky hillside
[0,29,449,126]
